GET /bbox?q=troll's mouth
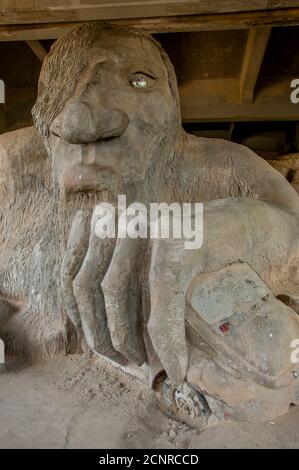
[63,163,114,191]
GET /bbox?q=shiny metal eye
[129,72,157,90]
[130,77,147,89]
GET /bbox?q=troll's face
[34,27,180,196]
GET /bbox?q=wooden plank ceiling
[1,3,299,40]
[1,1,299,26]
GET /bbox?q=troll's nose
[50,100,129,144]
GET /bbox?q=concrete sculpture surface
[0,23,299,426]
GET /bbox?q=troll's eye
[129,72,157,90]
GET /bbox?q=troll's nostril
[96,135,118,143]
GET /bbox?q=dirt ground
[0,353,299,449]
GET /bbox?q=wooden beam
[181,99,299,122]
[240,27,271,103]
[1,8,299,41]
[1,1,299,26]
[0,23,76,42]
[26,40,47,62]
[180,78,299,121]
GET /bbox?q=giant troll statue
[0,23,299,427]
